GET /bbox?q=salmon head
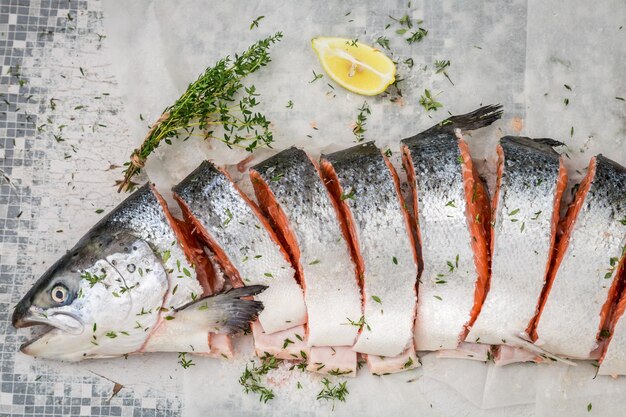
[13,184,266,361]
[12,227,169,361]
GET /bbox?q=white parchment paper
[94,0,626,415]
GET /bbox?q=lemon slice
[311,37,396,96]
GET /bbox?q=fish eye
[51,284,69,304]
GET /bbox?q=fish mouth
[14,310,84,352]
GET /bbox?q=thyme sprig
[239,353,281,403]
[353,101,371,142]
[317,378,349,409]
[119,33,283,192]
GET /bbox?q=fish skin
[173,160,307,334]
[400,105,501,351]
[402,132,482,350]
[534,155,626,359]
[320,142,418,357]
[467,136,565,345]
[12,184,264,361]
[250,147,361,347]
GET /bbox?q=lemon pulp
[311,37,396,96]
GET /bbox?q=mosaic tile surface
[0,1,181,415]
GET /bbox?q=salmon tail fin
[424,104,503,136]
[174,285,267,334]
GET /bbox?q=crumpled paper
[101,0,626,415]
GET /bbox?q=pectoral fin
[174,285,267,334]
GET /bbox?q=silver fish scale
[173,161,307,334]
[252,147,361,347]
[104,184,177,252]
[90,185,201,309]
[323,142,418,357]
[468,137,561,345]
[402,133,478,351]
[536,155,626,358]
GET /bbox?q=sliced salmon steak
[155,190,235,358]
[320,142,418,361]
[467,137,567,346]
[250,147,362,348]
[532,155,626,359]
[401,105,501,351]
[172,161,307,334]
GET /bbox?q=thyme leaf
[119,33,283,192]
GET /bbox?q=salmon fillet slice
[172,161,307,335]
[366,344,420,375]
[251,321,309,361]
[319,142,418,360]
[467,137,567,346]
[153,186,237,358]
[532,155,626,358]
[402,132,490,351]
[250,147,362,348]
[400,105,501,351]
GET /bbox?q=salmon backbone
[12,105,626,377]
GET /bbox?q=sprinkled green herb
[564,84,572,90]
[392,256,398,265]
[317,378,349,409]
[564,98,569,106]
[249,16,265,30]
[372,295,382,304]
[270,172,284,182]
[309,259,321,265]
[434,295,442,301]
[95,208,104,214]
[434,60,454,85]
[328,368,353,376]
[403,357,414,368]
[282,338,294,349]
[106,331,117,339]
[531,210,542,220]
[162,249,171,264]
[376,36,391,50]
[81,271,106,288]
[165,315,175,320]
[346,38,359,47]
[178,352,195,369]
[407,28,428,44]
[344,315,371,331]
[619,216,626,226]
[340,188,356,201]
[118,33,283,192]
[223,208,233,226]
[403,58,414,69]
[445,200,456,208]
[264,272,273,278]
[587,403,592,412]
[419,89,443,111]
[239,353,280,403]
[353,101,371,142]
[310,70,324,83]
[286,100,294,109]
